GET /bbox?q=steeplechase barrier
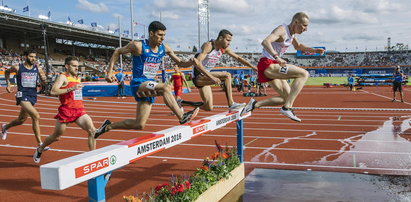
[40,108,250,202]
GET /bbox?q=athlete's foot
[179,107,199,124]
[229,102,246,112]
[241,98,257,116]
[280,106,301,122]
[1,124,7,140]
[33,146,43,163]
[95,120,111,139]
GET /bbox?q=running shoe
[33,147,42,163]
[240,98,257,116]
[280,107,301,122]
[39,143,50,152]
[229,102,246,112]
[392,99,396,102]
[95,120,112,139]
[179,107,200,124]
[1,124,7,140]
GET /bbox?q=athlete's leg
[20,101,42,144]
[195,72,235,107]
[198,86,213,111]
[108,101,152,131]
[264,64,309,108]
[254,79,289,108]
[38,120,67,153]
[4,107,29,131]
[75,114,96,150]
[137,81,184,119]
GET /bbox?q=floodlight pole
[130,0,134,41]
[41,23,50,79]
[118,16,123,69]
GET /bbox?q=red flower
[171,186,177,195]
[202,165,209,171]
[176,183,185,193]
[154,183,168,193]
[185,180,191,189]
[222,153,229,159]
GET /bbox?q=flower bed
[123,141,243,202]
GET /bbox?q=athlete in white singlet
[241,12,325,122]
[192,29,256,112]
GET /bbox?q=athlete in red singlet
[33,56,98,163]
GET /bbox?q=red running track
[0,86,410,201]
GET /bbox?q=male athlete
[34,57,98,163]
[242,12,325,122]
[2,50,48,147]
[193,29,256,111]
[392,66,404,102]
[94,21,201,138]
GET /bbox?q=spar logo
[75,155,117,178]
[193,124,208,135]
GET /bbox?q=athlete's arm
[163,43,196,68]
[181,72,191,91]
[50,74,82,96]
[292,38,325,55]
[38,67,47,85]
[225,48,257,72]
[4,65,18,93]
[107,41,141,82]
[261,25,287,66]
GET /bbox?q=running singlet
[261,24,295,59]
[196,40,224,72]
[171,73,183,87]
[394,71,403,82]
[59,74,84,109]
[132,39,165,79]
[16,63,39,95]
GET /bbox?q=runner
[392,66,404,102]
[94,21,201,138]
[1,50,47,147]
[33,56,98,163]
[242,12,325,122]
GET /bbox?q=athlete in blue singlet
[1,50,48,147]
[392,66,404,102]
[95,21,201,138]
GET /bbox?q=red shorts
[55,106,86,123]
[257,57,279,83]
[174,86,183,97]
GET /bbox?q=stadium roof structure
[0,11,131,48]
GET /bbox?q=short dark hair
[23,49,36,56]
[217,29,232,40]
[65,56,79,65]
[148,21,167,33]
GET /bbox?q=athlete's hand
[276,57,287,67]
[6,84,12,93]
[315,48,325,55]
[210,76,221,85]
[105,72,115,83]
[73,83,83,90]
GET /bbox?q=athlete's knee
[88,127,96,137]
[31,113,40,121]
[16,117,27,124]
[130,122,144,130]
[301,69,309,79]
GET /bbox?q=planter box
[195,163,245,202]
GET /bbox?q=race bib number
[16,91,22,98]
[146,81,158,90]
[21,72,37,88]
[279,66,289,74]
[73,89,83,100]
[143,62,161,79]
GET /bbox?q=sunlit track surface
[0,86,410,201]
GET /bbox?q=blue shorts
[16,91,37,106]
[130,78,156,104]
